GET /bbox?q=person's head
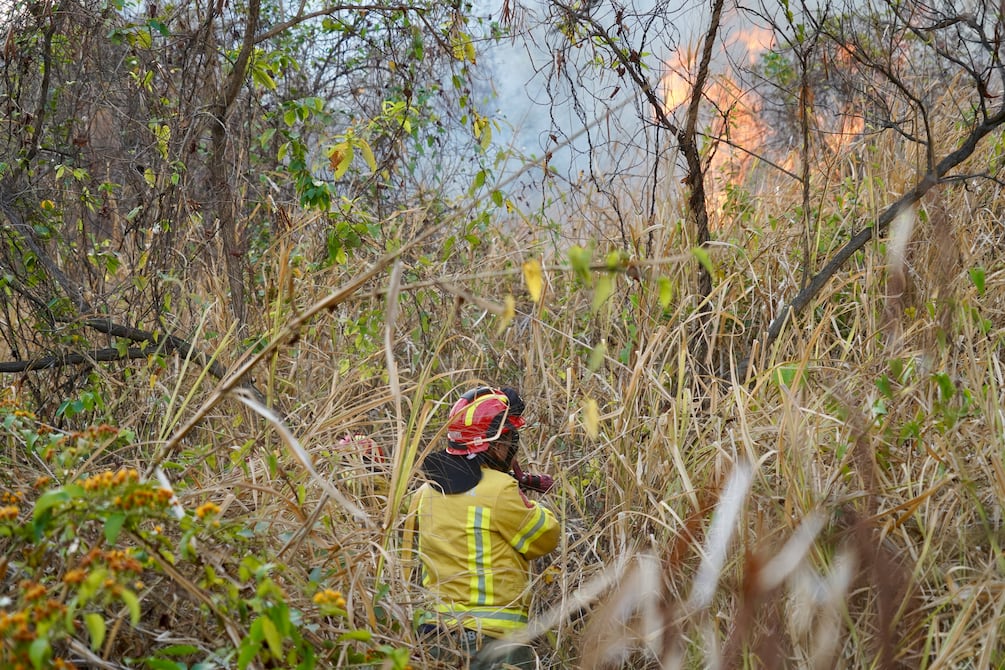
[445,386,525,468]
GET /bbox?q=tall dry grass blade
[156,303,238,442]
[576,552,665,670]
[498,548,639,648]
[791,547,857,669]
[230,387,371,525]
[687,461,753,611]
[756,511,825,592]
[379,302,462,547]
[385,260,403,436]
[882,202,918,342]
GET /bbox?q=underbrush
[0,395,413,669]
[3,126,1005,670]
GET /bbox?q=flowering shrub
[0,394,411,669]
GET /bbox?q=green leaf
[933,372,955,401]
[134,29,152,49]
[252,65,277,91]
[691,246,714,275]
[237,635,260,670]
[568,245,592,284]
[29,637,50,670]
[657,277,673,308]
[592,273,614,312]
[259,127,276,149]
[148,19,170,36]
[332,145,354,179]
[587,341,606,372]
[357,140,377,171]
[337,629,373,642]
[605,250,626,270]
[774,364,798,388]
[260,616,283,659]
[120,588,142,626]
[105,512,126,544]
[33,489,70,519]
[85,612,107,651]
[969,266,986,296]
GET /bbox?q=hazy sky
[477,0,773,185]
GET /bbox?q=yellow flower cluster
[76,546,143,574]
[104,549,143,573]
[22,581,46,602]
[195,501,221,519]
[312,589,346,609]
[82,468,140,491]
[0,505,19,521]
[0,610,27,632]
[71,424,118,440]
[114,486,173,511]
[1,490,24,504]
[0,602,75,670]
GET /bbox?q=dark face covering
[422,450,483,494]
[423,430,520,494]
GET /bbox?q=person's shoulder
[479,467,519,492]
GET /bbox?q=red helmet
[446,387,526,455]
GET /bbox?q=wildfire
[656,23,867,214]
[655,26,774,204]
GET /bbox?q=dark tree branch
[79,318,230,380]
[681,0,723,305]
[0,320,233,381]
[0,346,161,373]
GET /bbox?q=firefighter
[409,386,560,669]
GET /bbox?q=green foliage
[0,397,411,669]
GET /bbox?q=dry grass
[3,86,1005,670]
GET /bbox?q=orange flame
[705,73,767,188]
[660,48,696,113]
[821,112,865,154]
[728,26,775,63]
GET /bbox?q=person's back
[410,386,560,669]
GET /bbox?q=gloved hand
[516,471,555,493]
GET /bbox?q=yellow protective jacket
[410,467,560,636]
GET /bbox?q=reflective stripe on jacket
[414,467,559,636]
